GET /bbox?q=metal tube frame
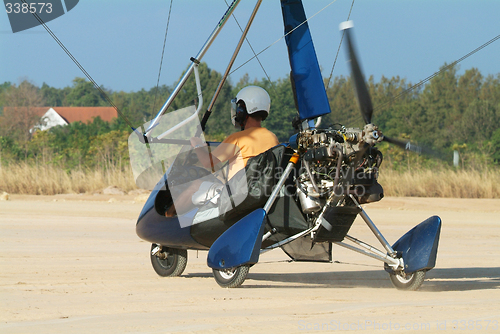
[156,62,203,140]
[261,163,341,250]
[260,202,334,252]
[260,226,314,254]
[262,160,295,214]
[349,194,396,256]
[260,192,403,269]
[328,195,401,269]
[203,0,263,129]
[343,235,390,259]
[145,0,242,137]
[260,193,333,253]
[334,240,400,268]
[261,154,302,246]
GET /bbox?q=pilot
[166,85,279,217]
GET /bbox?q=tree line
[0,62,499,171]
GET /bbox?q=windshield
[128,106,203,190]
[128,106,248,227]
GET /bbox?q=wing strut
[146,0,242,137]
[200,0,263,131]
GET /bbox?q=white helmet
[231,86,271,127]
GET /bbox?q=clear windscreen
[128,106,248,227]
[128,106,203,190]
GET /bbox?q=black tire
[389,270,426,291]
[212,265,250,288]
[150,244,187,277]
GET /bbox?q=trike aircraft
[128,0,441,289]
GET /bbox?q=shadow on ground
[184,267,500,291]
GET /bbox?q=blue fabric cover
[281,0,331,120]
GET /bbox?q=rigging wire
[152,0,174,119]
[325,0,355,89]
[372,32,500,115]
[18,0,136,131]
[229,0,340,76]
[347,32,500,126]
[224,0,272,84]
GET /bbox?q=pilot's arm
[190,136,239,172]
[190,137,221,171]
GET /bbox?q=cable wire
[346,32,500,126]
[325,0,355,89]
[348,32,500,127]
[229,0,340,76]
[224,0,271,84]
[20,0,136,130]
[372,32,500,115]
[152,0,174,119]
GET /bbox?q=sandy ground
[1,195,499,333]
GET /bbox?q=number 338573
[5,2,53,14]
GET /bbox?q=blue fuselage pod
[135,180,207,250]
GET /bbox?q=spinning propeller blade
[340,21,373,125]
[341,21,440,159]
[383,136,423,154]
[383,136,439,157]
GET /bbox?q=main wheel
[150,244,187,277]
[212,265,250,288]
[389,270,426,291]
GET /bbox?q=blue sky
[1,0,500,93]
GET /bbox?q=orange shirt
[212,127,279,179]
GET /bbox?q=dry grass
[0,162,137,195]
[379,168,500,198]
[1,162,499,198]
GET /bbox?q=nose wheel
[150,244,188,277]
[389,270,426,291]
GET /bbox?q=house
[35,107,68,130]
[36,107,118,130]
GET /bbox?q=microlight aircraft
[129,0,441,289]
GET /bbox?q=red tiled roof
[3,106,118,123]
[51,107,118,123]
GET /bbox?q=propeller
[383,136,440,158]
[340,21,437,157]
[341,21,373,125]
